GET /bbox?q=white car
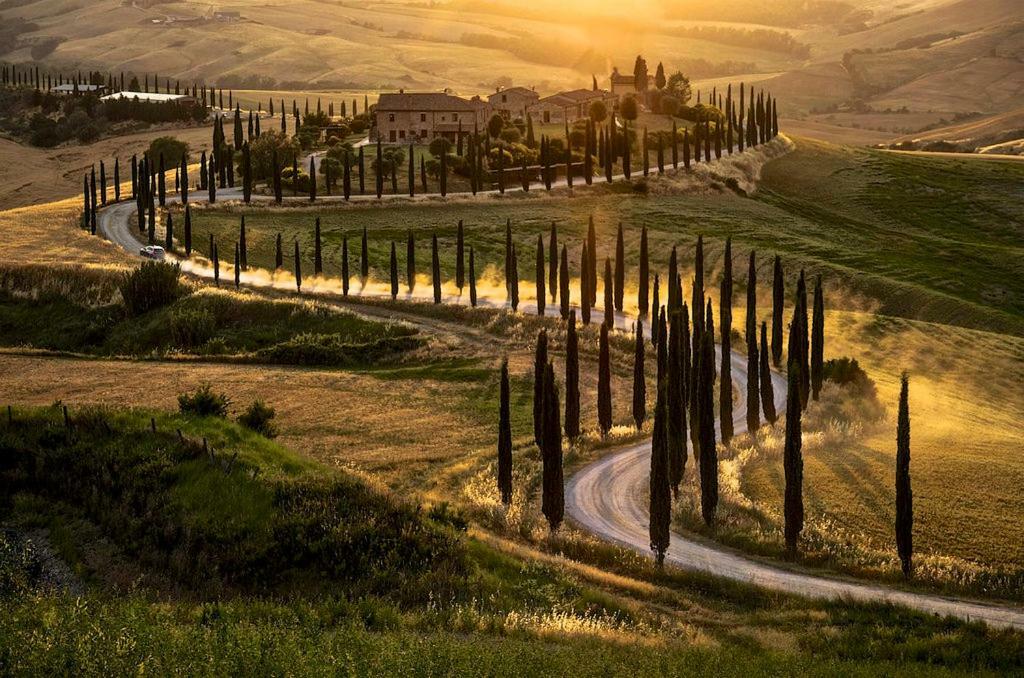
[139,245,166,260]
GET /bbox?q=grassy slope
[2,406,1023,676]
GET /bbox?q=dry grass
[0,197,127,266]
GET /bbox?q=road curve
[97,185,1024,632]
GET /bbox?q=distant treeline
[670,25,811,59]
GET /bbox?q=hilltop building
[488,86,539,120]
[373,91,491,143]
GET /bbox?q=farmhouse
[487,86,539,120]
[101,91,197,106]
[373,91,491,144]
[52,83,107,96]
[527,88,617,125]
[609,67,653,96]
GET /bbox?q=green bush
[147,136,189,166]
[119,261,181,317]
[177,383,230,418]
[254,333,422,366]
[168,306,216,349]
[238,399,278,438]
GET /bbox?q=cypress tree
[796,270,810,409]
[208,154,216,203]
[580,244,590,324]
[633,319,646,430]
[158,154,166,206]
[100,161,107,205]
[432,233,442,304]
[720,238,734,445]
[498,358,513,506]
[234,242,240,288]
[598,323,612,436]
[455,220,465,290]
[535,233,545,316]
[746,251,760,433]
[408,144,415,196]
[650,274,660,348]
[164,211,173,251]
[638,225,649,317]
[587,216,597,307]
[565,310,580,440]
[533,330,548,448]
[783,325,803,558]
[341,234,350,296]
[358,147,365,194]
[469,246,477,307]
[504,219,513,294]
[683,128,691,169]
[114,157,121,202]
[772,254,784,366]
[896,372,913,577]
[309,157,317,202]
[811,275,825,401]
[559,245,570,319]
[548,222,558,301]
[603,257,614,329]
[614,223,625,311]
[697,302,718,526]
[541,362,564,533]
[360,227,369,279]
[668,246,678,311]
[275,233,283,269]
[314,218,323,275]
[509,244,519,311]
[650,311,671,566]
[759,321,777,425]
[213,242,220,286]
[184,206,192,256]
[294,240,302,292]
[407,230,416,292]
[668,308,687,496]
[389,241,398,299]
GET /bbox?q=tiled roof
[376,92,478,112]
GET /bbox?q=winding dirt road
[98,165,1024,632]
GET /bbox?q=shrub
[238,399,278,438]
[147,136,189,165]
[119,261,181,317]
[168,306,216,349]
[427,502,468,532]
[177,383,230,418]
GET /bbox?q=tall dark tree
[469,246,478,307]
[309,157,317,202]
[720,238,734,444]
[238,216,248,270]
[772,255,784,366]
[667,246,679,311]
[360,226,369,280]
[406,230,416,292]
[212,242,220,286]
[294,240,302,292]
[114,157,121,202]
[759,322,777,425]
[603,257,614,329]
[535,233,545,315]
[697,301,718,525]
[811,275,825,401]
[455,220,465,290]
[632,319,646,430]
[783,324,803,558]
[184,206,192,256]
[164,211,173,251]
[158,154,166,206]
[580,244,591,325]
[650,274,660,348]
[650,311,671,566]
[341,234,350,296]
[668,308,687,496]
[746,251,760,433]
[559,245,570,319]
[614,223,625,311]
[796,271,810,409]
[638,225,649,317]
[565,310,580,440]
[533,330,549,448]
[313,217,323,275]
[896,372,913,577]
[389,241,398,299]
[541,362,564,533]
[548,222,558,301]
[498,358,513,506]
[509,244,520,311]
[504,218,513,293]
[598,323,613,436]
[234,242,240,288]
[432,233,442,304]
